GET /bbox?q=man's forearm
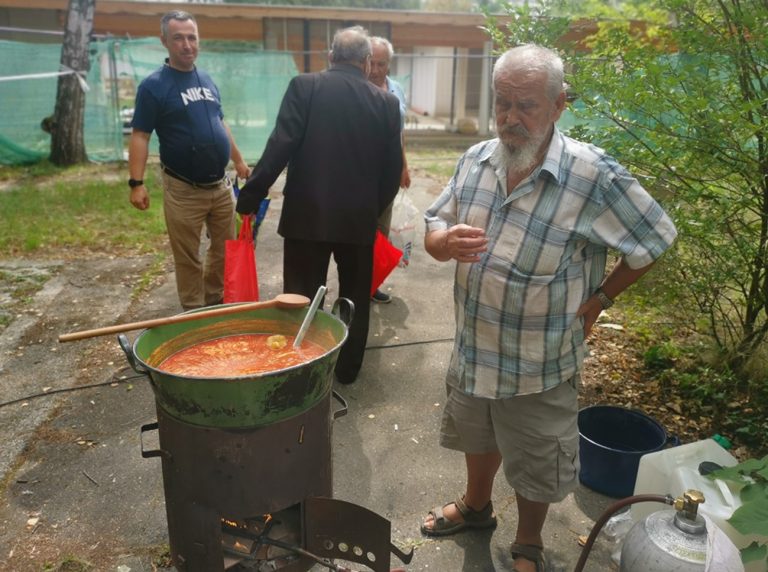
[425,229,452,262]
[223,122,245,165]
[599,258,656,301]
[128,131,150,179]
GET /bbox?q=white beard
[497,126,549,176]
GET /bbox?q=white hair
[493,44,565,101]
[370,36,394,60]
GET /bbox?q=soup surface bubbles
[158,334,325,377]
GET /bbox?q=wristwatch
[128,178,144,188]
[595,287,614,310]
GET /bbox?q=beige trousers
[161,173,235,310]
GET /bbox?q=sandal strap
[454,496,493,520]
[430,504,446,524]
[454,496,470,518]
[510,543,545,571]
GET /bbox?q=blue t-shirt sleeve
[131,84,158,133]
[388,78,407,129]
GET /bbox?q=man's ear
[552,91,567,122]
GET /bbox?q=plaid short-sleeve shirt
[425,130,677,398]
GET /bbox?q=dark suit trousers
[283,238,373,383]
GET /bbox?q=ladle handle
[293,285,326,349]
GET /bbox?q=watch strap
[128,178,144,188]
[595,287,614,309]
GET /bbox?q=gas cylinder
[620,490,708,572]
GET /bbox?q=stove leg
[166,500,225,572]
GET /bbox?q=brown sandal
[510,543,546,572]
[420,496,497,537]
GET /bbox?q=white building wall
[407,46,468,121]
[409,46,440,116]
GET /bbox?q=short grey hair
[370,36,394,60]
[330,26,371,65]
[161,11,196,38]
[493,44,565,102]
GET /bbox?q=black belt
[161,165,224,189]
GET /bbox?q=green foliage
[224,0,420,7]
[643,340,681,371]
[482,0,570,51]
[709,456,768,567]
[486,0,768,377]
[572,1,768,374]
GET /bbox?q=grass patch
[132,255,169,299]
[42,556,92,571]
[0,160,63,182]
[408,146,462,180]
[0,162,167,257]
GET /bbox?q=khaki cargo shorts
[439,376,580,504]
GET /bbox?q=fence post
[478,41,492,136]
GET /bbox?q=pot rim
[134,337,339,380]
[131,305,349,381]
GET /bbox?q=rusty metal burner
[141,389,413,572]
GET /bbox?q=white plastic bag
[389,191,419,268]
[602,508,634,566]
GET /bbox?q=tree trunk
[49,0,95,166]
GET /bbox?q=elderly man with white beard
[419,44,677,572]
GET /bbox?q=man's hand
[576,296,603,338]
[130,185,149,210]
[234,160,251,180]
[400,165,411,189]
[425,224,488,262]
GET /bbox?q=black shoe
[335,371,358,385]
[371,289,392,304]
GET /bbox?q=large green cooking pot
[119,298,352,429]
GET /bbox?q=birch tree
[50,0,95,165]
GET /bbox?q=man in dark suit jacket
[236,26,403,385]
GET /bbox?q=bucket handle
[139,422,171,460]
[117,334,149,375]
[331,297,354,327]
[332,390,348,420]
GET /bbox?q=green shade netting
[0,39,123,165]
[0,38,298,166]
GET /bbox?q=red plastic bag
[223,216,259,303]
[371,230,402,296]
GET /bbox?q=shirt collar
[541,128,565,183]
[329,62,366,78]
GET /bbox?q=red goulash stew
[158,334,326,377]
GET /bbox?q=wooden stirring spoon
[58,293,310,343]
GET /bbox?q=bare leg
[512,493,549,572]
[423,451,501,530]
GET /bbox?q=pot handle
[118,334,149,375]
[331,297,354,327]
[140,422,171,460]
[332,390,348,420]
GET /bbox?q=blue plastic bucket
[578,405,676,498]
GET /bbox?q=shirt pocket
[497,220,590,282]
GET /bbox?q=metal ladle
[293,285,327,349]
